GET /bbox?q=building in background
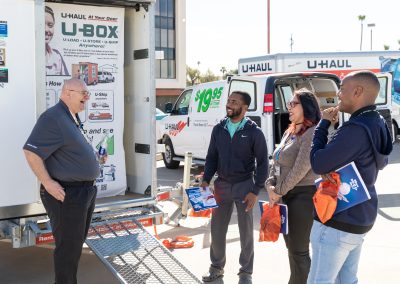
[155,0,186,110]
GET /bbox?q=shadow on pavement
[389,143,400,164]
[378,193,400,221]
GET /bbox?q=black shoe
[202,266,224,282]
[238,271,252,284]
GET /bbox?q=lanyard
[68,111,94,146]
[275,133,295,161]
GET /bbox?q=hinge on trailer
[133,49,149,60]
[135,3,149,12]
[135,143,150,154]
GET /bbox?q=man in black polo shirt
[23,78,100,284]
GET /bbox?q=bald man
[24,78,99,284]
[308,71,393,284]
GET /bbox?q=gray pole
[367,23,375,51]
[370,29,372,50]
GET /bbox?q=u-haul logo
[36,218,154,245]
[241,62,273,74]
[307,59,352,69]
[165,121,187,136]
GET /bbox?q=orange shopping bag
[313,172,341,223]
[259,203,281,242]
[188,208,212,218]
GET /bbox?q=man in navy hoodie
[308,71,393,284]
[201,91,268,284]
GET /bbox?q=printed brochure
[185,187,218,212]
[315,161,370,214]
[259,201,288,235]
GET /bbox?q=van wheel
[162,138,180,169]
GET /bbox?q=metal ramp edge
[86,217,202,284]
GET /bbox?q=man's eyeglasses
[69,89,90,96]
[286,101,300,109]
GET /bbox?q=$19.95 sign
[195,87,223,112]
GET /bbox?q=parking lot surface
[1,144,399,283]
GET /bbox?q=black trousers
[282,185,316,284]
[41,184,97,284]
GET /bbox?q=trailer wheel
[162,138,180,169]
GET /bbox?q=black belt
[54,180,95,187]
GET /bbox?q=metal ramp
[86,212,202,284]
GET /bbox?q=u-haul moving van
[158,72,393,168]
[238,51,400,139]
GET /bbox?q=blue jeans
[307,221,366,284]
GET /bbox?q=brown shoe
[202,266,224,282]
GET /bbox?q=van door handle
[187,117,190,127]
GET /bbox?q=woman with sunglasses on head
[265,88,321,284]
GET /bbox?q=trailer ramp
[86,213,201,284]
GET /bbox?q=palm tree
[220,66,227,79]
[200,69,219,83]
[186,65,200,86]
[358,15,366,51]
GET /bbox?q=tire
[162,138,180,169]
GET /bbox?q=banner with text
[46,3,126,198]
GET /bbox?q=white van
[98,70,115,83]
[158,73,392,168]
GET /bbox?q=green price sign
[195,87,223,112]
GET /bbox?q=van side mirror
[165,102,173,113]
[394,80,400,93]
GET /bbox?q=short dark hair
[230,91,251,106]
[45,6,55,21]
[349,70,380,91]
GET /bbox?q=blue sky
[186,0,400,74]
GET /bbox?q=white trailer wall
[0,0,45,206]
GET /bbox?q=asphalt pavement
[0,144,399,283]
[155,143,400,284]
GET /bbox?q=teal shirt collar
[226,117,247,138]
